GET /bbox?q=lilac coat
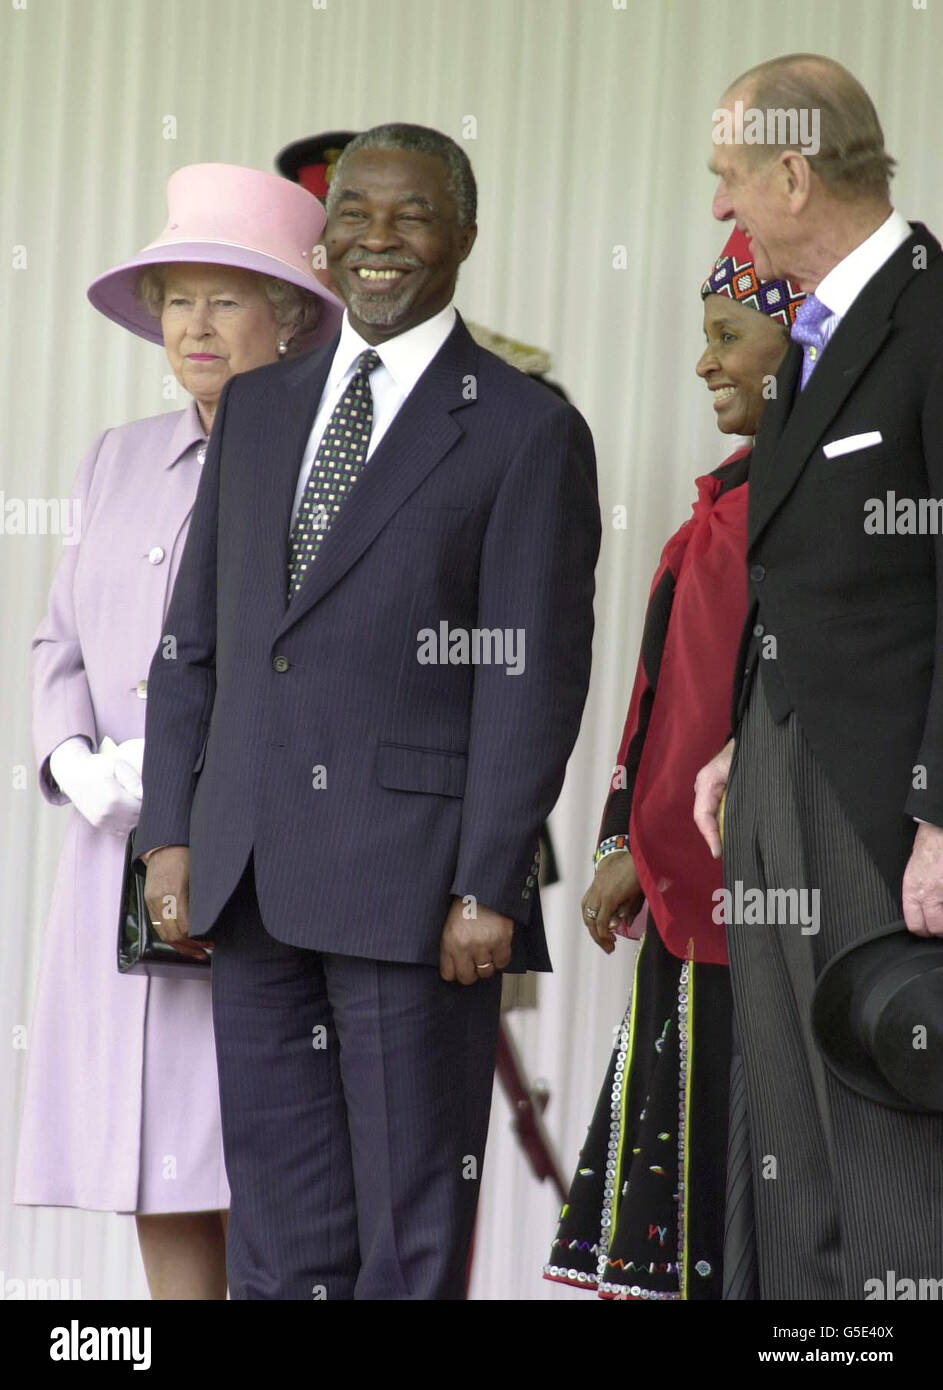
[15,403,230,1213]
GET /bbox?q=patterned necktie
[790,293,833,389]
[287,347,381,599]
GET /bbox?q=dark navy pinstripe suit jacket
[133,316,600,970]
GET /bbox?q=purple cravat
[790,293,832,388]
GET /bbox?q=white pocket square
[822,431,883,459]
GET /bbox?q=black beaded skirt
[544,926,732,1299]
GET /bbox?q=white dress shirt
[291,302,457,527]
[812,208,912,347]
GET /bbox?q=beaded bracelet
[594,834,629,866]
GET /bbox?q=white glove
[111,736,145,798]
[49,735,142,835]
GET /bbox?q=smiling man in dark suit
[693,55,943,1299]
[133,124,600,1299]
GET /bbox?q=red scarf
[611,448,750,965]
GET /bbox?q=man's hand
[694,738,736,859]
[439,897,513,985]
[581,851,644,955]
[143,845,209,962]
[902,822,943,937]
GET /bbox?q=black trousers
[210,851,503,1299]
[724,675,943,1299]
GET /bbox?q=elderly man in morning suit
[133,124,600,1299]
[694,55,943,1299]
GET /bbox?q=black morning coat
[731,222,943,903]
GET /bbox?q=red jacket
[601,448,750,964]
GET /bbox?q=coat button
[272,655,290,673]
[749,563,766,583]
[753,623,764,637]
[522,887,531,900]
[147,546,165,564]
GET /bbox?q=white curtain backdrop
[2,0,941,1302]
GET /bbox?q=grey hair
[325,123,477,228]
[725,53,896,201]
[135,265,322,355]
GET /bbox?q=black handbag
[117,834,212,978]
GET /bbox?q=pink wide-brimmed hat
[87,162,343,346]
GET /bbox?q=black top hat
[811,921,943,1113]
[275,130,359,201]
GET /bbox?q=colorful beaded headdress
[700,227,806,327]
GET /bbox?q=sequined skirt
[544,926,732,1299]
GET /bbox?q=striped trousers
[723,673,943,1299]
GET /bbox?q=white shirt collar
[815,208,912,318]
[329,303,457,396]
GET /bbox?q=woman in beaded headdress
[544,230,805,1300]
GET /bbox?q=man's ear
[780,151,812,211]
[458,223,478,262]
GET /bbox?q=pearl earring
[277,340,288,356]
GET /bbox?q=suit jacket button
[522,887,531,900]
[749,563,766,583]
[526,874,536,887]
[273,655,290,672]
[753,623,764,637]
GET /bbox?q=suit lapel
[748,325,890,545]
[748,222,940,548]
[267,316,477,640]
[748,340,798,477]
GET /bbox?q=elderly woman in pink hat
[15,164,341,1299]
